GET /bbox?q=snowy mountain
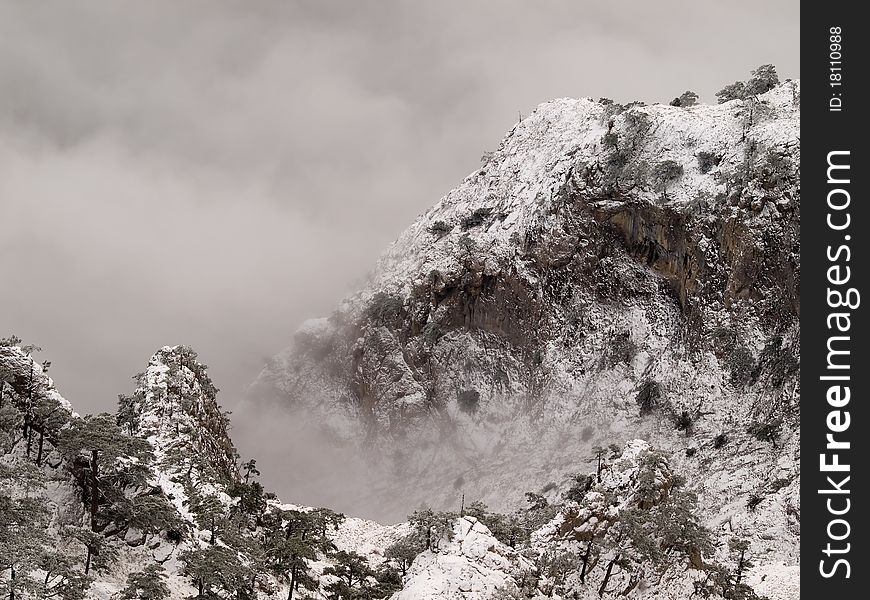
[1,343,407,599]
[253,78,801,594]
[2,73,799,600]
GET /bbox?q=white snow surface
[393,517,527,600]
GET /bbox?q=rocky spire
[127,345,239,484]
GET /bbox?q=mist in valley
[231,384,644,524]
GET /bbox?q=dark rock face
[130,345,240,484]
[259,82,799,438]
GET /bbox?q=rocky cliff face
[123,346,240,484]
[1,344,404,599]
[255,82,801,568]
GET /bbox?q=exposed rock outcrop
[255,83,801,571]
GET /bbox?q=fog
[0,0,798,520]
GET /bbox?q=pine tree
[573,492,615,584]
[670,90,699,107]
[66,527,118,575]
[591,445,606,483]
[605,508,663,595]
[563,473,594,504]
[110,493,186,542]
[716,81,747,104]
[633,450,669,509]
[0,401,22,453]
[537,551,582,596]
[408,508,455,551]
[745,64,779,96]
[0,363,14,409]
[264,508,329,600]
[116,394,138,436]
[241,459,260,484]
[728,538,754,584]
[22,355,42,458]
[693,561,764,600]
[1,459,53,599]
[57,413,154,532]
[313,507,346,537]
[596,512,641,596]
[322,550,375,598]
[370,565,403,598]
[227,480,266,523]
[32,550,91,600]
[653,488,713,569]
[385,534,424,577]
[180,545,250,599]
[30,395,70,466]
[0,494,51,599]
[187,492,226,545]
[464,500,489,521]
[281,509,331,548]
[266,536,316,600]
[120,564,170,600]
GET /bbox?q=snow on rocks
[392,517,528,600]
[745,563,799,600]
[0,344,74,414]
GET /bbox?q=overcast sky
[1,0,798,501]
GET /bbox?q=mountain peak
[121,344,239,484]
[255,82,800,547]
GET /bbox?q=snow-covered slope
[255,81,801,587]
[393,517,526,599]
[1,344,406,599]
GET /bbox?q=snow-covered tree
[57,414,153,531]
[670,90,698,107]
[180,545,250,599]
[0,468,51,598]
[241,458,260,484]
[385,534,424,577]
[187,492,226,545]
[746,64,779,96]
[408,508,455,551]
[729,537,754,584]
[65,527,118,575]
[322,550,375,598]
[263,508,331,600]
[119,564,170,600]
[32,550,91,600]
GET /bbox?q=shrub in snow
[670,90,698,107]
[460,207,494,230]
[726,345,756,387]
[696,150,722,174]
[651,160,684,196]
[366,292,404,326]
[635,380,662,415]
[428,220,452,237]
[457,389,480,414]
[747,418,783,444]
[606,331,637,367]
